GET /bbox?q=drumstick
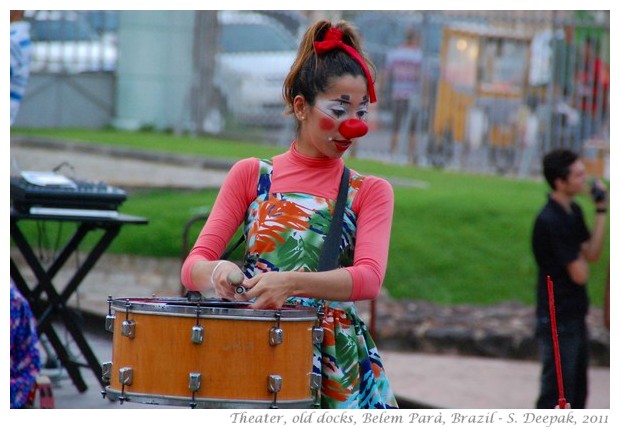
[227,270,246,294]
[547,275,567,409]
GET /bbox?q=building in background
[13,10,609,178]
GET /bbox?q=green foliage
[14,127,283,160]
[11,129,610,307]
[109,188,220,257]
[387,176,542,304]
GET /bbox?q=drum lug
[121,299,135,339]
[119,367,133,386]
[117,367,133,405]
[188,372,202,409]
[105,314,116,333]
[189,372,202,392]
[191,325,204,345]
[310,372,321,390]
[268,374,282,409]
[121,320,136,339]
[268,374,282,392]
[311,373,322,408]
[313,305,325,345]
[312,326,324,344]
[105,296,115,332]
[270,310,283,346]
[101,361,112,384]
[269,327,283,346]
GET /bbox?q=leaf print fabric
[241,160,398,409]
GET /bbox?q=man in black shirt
[532,149,608,409]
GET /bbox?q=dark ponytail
[282,20,376,116]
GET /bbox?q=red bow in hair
[314,27,377,103]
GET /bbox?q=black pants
[535,317,589,409]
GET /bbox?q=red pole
[547,275,567,409]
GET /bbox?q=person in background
[574,36,610,151]
[382,27,423,163]
[10,10,32,125]
[531,149,608,409]
[182,19,398,409]
[10,280,41,408]
[10,10,44,409]
[516,95,541,178]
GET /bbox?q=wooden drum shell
[104,298,317,408]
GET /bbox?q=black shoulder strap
[223,166,351,269]
[318,167,350,272]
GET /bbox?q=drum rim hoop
[104,386,315,408]
[109,297,318,320]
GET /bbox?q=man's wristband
[596,208,607,214]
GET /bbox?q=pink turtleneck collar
[270,142,346,200]
[287,141,343,169]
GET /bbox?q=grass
[11,128,610,307]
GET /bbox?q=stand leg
[10,222,121,391]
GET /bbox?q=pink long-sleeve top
[181,144,394,301]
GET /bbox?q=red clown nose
[339,119,368,140]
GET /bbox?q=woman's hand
[239,271,294,309]
[211,260,246,301]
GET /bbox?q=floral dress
[240,159,397,409]
[10,280,41,408]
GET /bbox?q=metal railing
[21,10,609,178]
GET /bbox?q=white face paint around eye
[315,97,369,121]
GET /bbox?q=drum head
[108,297,317,320]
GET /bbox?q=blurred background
[11,12,610,405]
[15,10,610,178]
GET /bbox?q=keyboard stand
[10,207,148,393]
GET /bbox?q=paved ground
[10,138,231,190]
[10,254,610,410]
[10,137,611,411]
[39,317,611,410]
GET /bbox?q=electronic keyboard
[10,173,127,213]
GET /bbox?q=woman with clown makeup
[182,20,398,409]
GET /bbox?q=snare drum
[101,297,321,408]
